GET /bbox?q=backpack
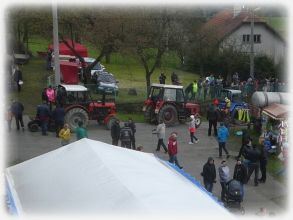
[121,129,131,141]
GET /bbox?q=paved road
[5,116,287,216]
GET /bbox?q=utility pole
[52,3,60,85]
[250,8,254,79]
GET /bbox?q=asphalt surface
[5,116,288,216]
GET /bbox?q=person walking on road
[188,115,199,144]
[75,121,88,140]
[111,119,120,146]
[201,157,217,193]
[218,160,230,201]
[152,120,168,153]
[233,158,247,201]
[11,100,25,131]
[59,124,71,146]
[120,122,133,149]
[128,117,136,150]
[36,100,51,136]
[217,122,230,158]
[168,132,183,169]
[207,103,218,136]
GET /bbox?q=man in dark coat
[259,144,268,183]
[41,87,49,104]
[36,101,51,136]
[11,100,25,131]
[236,130,251,159]
[120,122,133,149]
[159,72,166,84]
[233,158,247,201]
[171,72,179,85]
[128,118,136,150]
[201,157,216,193]
[52,104,65,137]
[207,104,218,136]
[111,119,120,146]
[245,145,261,186]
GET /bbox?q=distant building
[201,10,286,64]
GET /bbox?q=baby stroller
[224,179,245,214]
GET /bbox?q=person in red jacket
[168,132,183,169]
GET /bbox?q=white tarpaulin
[5,138,231,216]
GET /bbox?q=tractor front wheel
[27,121,39,132]
[194,116,201,128]
[158,104,178,126]
[65,108,89,131]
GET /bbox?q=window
[242,34,261,43]
[242,34,250,43]
[163,89,176,102]
[254,34,261,43]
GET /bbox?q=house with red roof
[201,9,286,64]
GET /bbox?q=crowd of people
[158,71,288,103]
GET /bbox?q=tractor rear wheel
[158,104,178,126]
[144,106,155,123]
[65,108,89,131]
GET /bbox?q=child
[168,132,183,169]
[59,124,71,146]
[189,115,199,144]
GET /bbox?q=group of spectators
[201,123,269,204]
[159,71,288,104]
[110,118,137,150]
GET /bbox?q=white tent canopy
[5,138,231,216]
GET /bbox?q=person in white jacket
[152,120,168,153]
[218,160,230,201]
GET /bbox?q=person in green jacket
[191,80,198,101]
[75,121,88,140]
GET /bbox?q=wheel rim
[70,114,86,127]
[163,109,175,122]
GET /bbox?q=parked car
[83,57,106,77]
[93,71,119,96]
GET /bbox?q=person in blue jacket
[217,122,230,158]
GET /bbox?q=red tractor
[142,83,201,126]
[60,84,116,130]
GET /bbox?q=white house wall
[221,23,285,64]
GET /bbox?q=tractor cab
[148,84,185,103]
[60,84,90,106]
[143,83,200,126]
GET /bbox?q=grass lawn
[11,36,199,116]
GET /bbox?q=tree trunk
[146,72,151,95]
[105,52,111,64]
